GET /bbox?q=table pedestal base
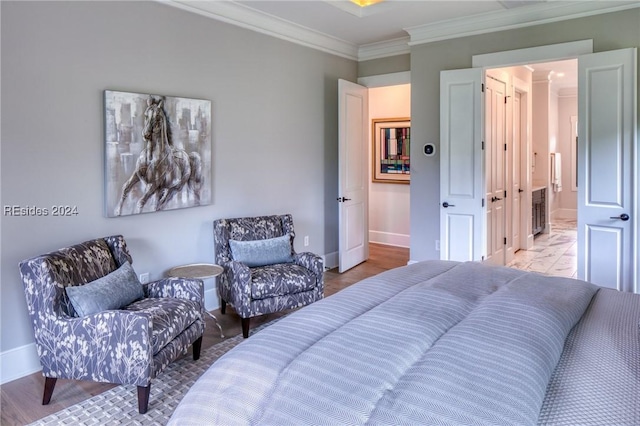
[205,311,224,338]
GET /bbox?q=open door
[577,48,637,292]
[484,73,508,266]
[439,68,485,261]
[338,79,369,272]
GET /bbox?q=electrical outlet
[139,272,150,284]
[304,236,309,247]
[435,240,440,251]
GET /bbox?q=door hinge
[504,237,507,245]
[481,141,485,150]
[482,198,485,207]
[504,143,507,151]
[481,83,485,92]
[504,190,507,198]
[504,96,508,104]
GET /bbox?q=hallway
[507,219,577,278]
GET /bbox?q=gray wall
[358,53,410,78]
[0,1,356,359]
[408,8,640,261]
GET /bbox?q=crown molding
[159,1,639,62]
[159,0,359,60]
[405,1,640,46]
[358,37,410,62]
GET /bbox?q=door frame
[334,72,411,272]
[473,41,590,261]
[513,76,533,251]
[469,40,638,292]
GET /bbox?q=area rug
[29,322,274,426]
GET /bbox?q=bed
[169,260,640,425]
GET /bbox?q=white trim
[159,1,639,62]
[406,2,639,47]
[160,0,359,60]
[407,259,419,265]
[325,0,397,18]
[204,287,220,312]
[1,343,41,385]
[473,40,593,69]
[358,71,410,88]
[358,37,410,61]
[369,231,410,248]
[322,251,339,270]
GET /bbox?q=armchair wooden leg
[220,299,226,314]
[42,377,57,405]
[193,336,203,361]
[137,384,151,414]
[241,318,250,338]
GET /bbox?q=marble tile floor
[507,219,578,278]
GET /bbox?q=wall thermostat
[424,143,436,156]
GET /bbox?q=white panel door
[577,48,637,292]
[485,75,507,266]
[338,79,369,273]
[440,69,485,261]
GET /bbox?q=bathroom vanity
[532,186,546,236]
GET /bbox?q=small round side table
[167,263,225,338]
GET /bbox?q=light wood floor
[0,243,409,426]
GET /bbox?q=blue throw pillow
[229,235,294,267]
[65,261,144,317]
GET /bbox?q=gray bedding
[170,260,640,425]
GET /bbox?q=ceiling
[526,59,578,91]
[166,1,639,60]
[235,0,509,46]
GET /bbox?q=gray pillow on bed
[229,235,293,267]
[66,262,144,317]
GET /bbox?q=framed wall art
[372,117,410,184]
[104,90,212,217]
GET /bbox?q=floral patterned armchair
[18,235,205,414]
[214,214,324,338]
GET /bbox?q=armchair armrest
[37,311,153,386]
[293,252,324,276]
[219,260,252,318]
[144,277,205,314]
[293,252,324,295]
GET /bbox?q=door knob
[337,197,352,202]
[442,202,455,208]
[491,196,503,202]
[609,213,630,221]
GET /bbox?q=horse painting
[114,97,203,216]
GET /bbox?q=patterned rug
[29,323,270,426]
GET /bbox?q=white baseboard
[369,231,410,248]
[407,259,420,265]
[323,251,339,270]
[525,233,535,249]
[1,342,41,385]
[204,288,220,312]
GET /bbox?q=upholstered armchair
[18,235,205,414]
[213,214,324,338]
